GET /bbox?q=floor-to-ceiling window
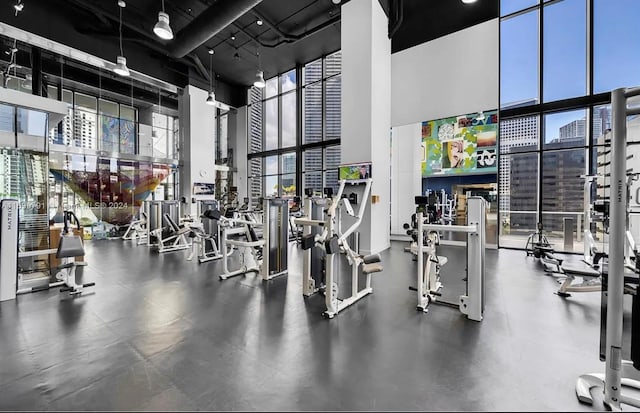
[499,0,640,252]
[247,50,342,207]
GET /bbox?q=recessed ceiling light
[231,34,236,41]
[256,19,263,26]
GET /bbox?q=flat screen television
[193,182,215,195]
[338,162,372,181]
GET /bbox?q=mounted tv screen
[338,162,372,181]
[193,182,215,195]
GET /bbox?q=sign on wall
[421,110,498,176]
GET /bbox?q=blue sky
[501,0,640,138]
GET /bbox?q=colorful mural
[421,110,498,176]
[50,157,173,225]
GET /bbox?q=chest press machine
[410,195,486,321]
[295,177,384,319]
[216,197,289,281]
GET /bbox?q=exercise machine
[576,86,640,410]
[122,210,148,243]
[295,173,384,319]
[410,195,486,321]
[144,200,191,254]
[186,200,223,263]
[296,188,330,297]
[0,201,93,301]
[525,222,565,272]
[217,197,289,281]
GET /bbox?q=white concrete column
[178,85,216,216]
[341,0,391,255]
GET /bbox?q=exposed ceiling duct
[168,0,264,59]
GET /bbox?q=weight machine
[121,209,148,243]
[186,200,223,263]
[217,197,289,281]
[409,195,486,321]
[576,86,640,410]
[0,200,93,301]
[144,200,191,254]
[295,175,384,319]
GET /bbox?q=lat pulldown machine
[295,174,384,319]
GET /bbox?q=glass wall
[499,0,640,251]
[247,50,342,206]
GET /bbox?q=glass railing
[499,210,588,252]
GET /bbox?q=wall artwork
[421,110,498,176]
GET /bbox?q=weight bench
[553,262,602,297]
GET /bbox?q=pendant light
[253,47,265,88]
[206,49,216,105]
[153,0,174,40]
[114,1,130,77]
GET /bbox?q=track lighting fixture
[153,0,173,40]
[114,1,130,77]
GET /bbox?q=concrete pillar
[178,85,216,216]
[341,0,391,255]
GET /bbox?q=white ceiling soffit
[0,22,179,95]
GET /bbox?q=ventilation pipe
[169,0,264,58]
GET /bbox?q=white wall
[389,19,499,235]
[391,18,499,128]
[391,123,422,238]
[178,85,216,216]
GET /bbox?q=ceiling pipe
[388,0,404,39]
[168,0,264,58]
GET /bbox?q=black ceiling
[0,0,498,108]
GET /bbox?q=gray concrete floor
[0,239,628,411]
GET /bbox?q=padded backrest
[56,235,85,258]
[163,213,180,232]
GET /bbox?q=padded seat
[562,263,600,278]
[363,263,383,274]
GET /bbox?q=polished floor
[0,238,626,411]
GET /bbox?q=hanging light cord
[209,52,213,91]
[119,4,124,57]
[161,0,165,13]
